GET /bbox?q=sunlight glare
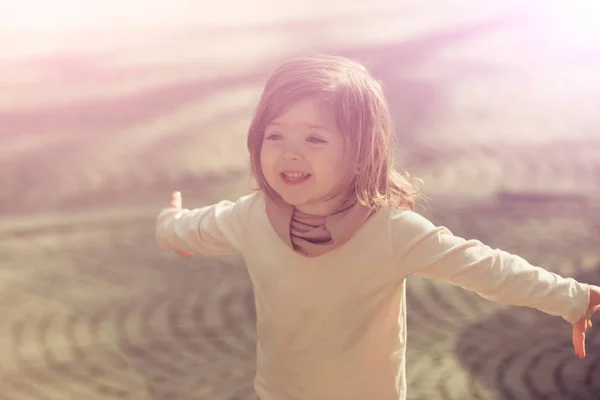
[543,0,600,48]
[0,1,104,29]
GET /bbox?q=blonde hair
[247,54,420,211]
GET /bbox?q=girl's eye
[307,136,327,144]
[265,132,283,141]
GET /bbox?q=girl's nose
[282,144,303,161]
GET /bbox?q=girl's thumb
[170,191,182,208]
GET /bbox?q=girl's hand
[573,284,600,358]
[168,191,193,258]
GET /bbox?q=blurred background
[1,1,599,399]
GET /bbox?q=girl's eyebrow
[267,121,330,131]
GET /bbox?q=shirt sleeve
[392,210,590,324]
[155,193,255,256]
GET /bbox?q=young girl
[155,54,600,400]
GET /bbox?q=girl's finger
[177,250,192,257]
[170,191,182,208]
[573,322,586,358]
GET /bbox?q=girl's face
[260,99,354,216]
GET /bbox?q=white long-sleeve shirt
[155,191,590,400]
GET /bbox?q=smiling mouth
[280,171,311,185]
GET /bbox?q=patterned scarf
[265,194,373,257]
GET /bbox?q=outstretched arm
[392,210,593,357]
[156,191,252,257]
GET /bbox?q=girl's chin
[278,195,308,207]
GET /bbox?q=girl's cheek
[259,150,275,171]
[263,143,284,162]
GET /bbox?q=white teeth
[282,172,309,180]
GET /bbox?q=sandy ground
[1,1,600,399]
